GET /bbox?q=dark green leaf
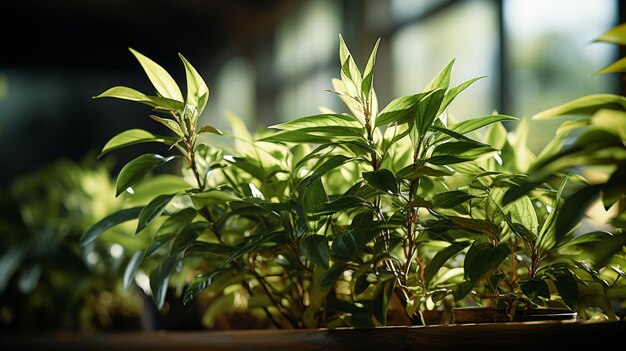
[171,222,209,253]
[424,242,470,286]
[558,231,612,249]
[433,190,475,208]
[150,254,179,309]
[463,242,509,282]
[116,154,174,197]
[428,141,496,165]
[183,270,228,305]
[552,272,578,309]
[320,196,369,213]
[556,185,603,241]
[320,263,348,287]
[372,278,396,325]
[396,164,454,180]
[363,169,398,194]
[155,208,197,237]
[136,194,176,234]
[184,241,237,257]
[81,207,142,246]
[520,278,550,300]
[300,235,330,269]
[309,155,350,184]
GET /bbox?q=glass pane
[391,0,498,120]
[391,0,450,23]
[505,0,618,152]
[274,0,339,80]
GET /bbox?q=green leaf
[416,89,446,135]
[220,231,286,267]
[171,222,208,253]
[556,185,603,242]
[594,56,626,75]
[361,38,380,102]
[303,179,328,215]
[552,272,578,309]
[149,115,183,137]
[590,109,626,140]
[375,93,429,127]
[300,235,330,269]
[558,231,612,249]
[155,208,198,237]
[372,278,396,325]
[309,155,350,183]
[424,59,454,92]
[136,194,176,234]
[438,76,486,115]
[520,278,550,300]
[320,196,369,213]
[198,125,222,135]
[429,141,497,165]
[320,263,348,287]
[150,254,179,309]
[184,242,237,257]
[123,250,146,290]
[81,207,142,246]
[363,169,398,194]
[424,242,470,286]
[338,34,362,88]
[262,114,364,144]
[129,48,183,102]
[183,270,228,305]
[396,164,454,180]
[179,53,209,112]
[433,190,475,208]
[532,94,626,120]
[595,23,626,45]
[115,154,174,197]
[463,242,509,282]
[99,129,173,157]
[450,115,517,136]
[94,86,184,111]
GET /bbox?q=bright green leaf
[94,86,184,111]
[130,48,183,102]
[179,53,209,112]
[532,94,626,120]
[100,129,173,157]
[433,190,475,208]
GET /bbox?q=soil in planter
[452,307,577,324]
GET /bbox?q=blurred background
[0,0,623,331]
[0,0,622,186]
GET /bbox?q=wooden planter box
[2,320,624,350]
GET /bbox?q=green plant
[502,22,626,319]
[0,158,145,331]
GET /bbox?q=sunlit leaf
[594,23,626,45]
[594,56,626,75]
[130,48,183,102]
[94,86,184,111]
[416,89,446,135]
[375,93,429,127]
[100,129,174,157]
[309,155,350,183]
[532,94,626,120]
[179,53,209,112]
[149,115,183,137]
[428,141,497,165]
[198,125,222,135]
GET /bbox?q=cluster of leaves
[0,159,144,331]
[87,29,624,329]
